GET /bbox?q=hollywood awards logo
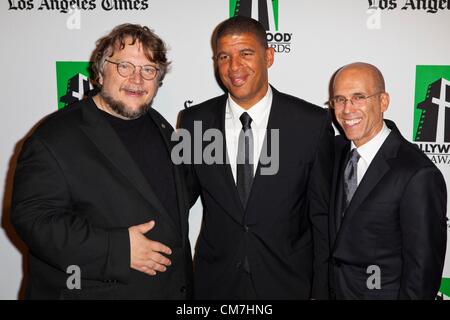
[56,61,93,109]
[230,0,292,54]
[413,66,450,165]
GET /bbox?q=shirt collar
[227,86,272,128]
[351,121,391,166]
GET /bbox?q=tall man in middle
[178,16,333,299]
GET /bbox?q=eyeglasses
[329,92,384,109]
[105,60,159,81]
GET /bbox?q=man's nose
[229,56,243,71]
[343,98,356,113]
[129,68,144,84]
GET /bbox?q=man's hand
[129,220,172,276]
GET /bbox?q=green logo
[440,277,450,299]
[413,65,450,299]
[413,66,450,142]
[56,61,92,109]
[230,0,279,31]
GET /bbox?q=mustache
[120,86,147,94]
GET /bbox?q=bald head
[332,62,390,147]
[333,62,385,94]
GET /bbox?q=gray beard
[99,90,151,120]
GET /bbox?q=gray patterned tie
[344,148,361,211]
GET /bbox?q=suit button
[244,225,249,232]
[334,259,341,268]
[236,261,242,269]
[180,286,187,293]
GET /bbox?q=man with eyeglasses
[11,24,192,299]
[328,62,447,299]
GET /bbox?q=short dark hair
[90,23,170,86]
[214,16,268,51]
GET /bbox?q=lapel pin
[161,123,166,129]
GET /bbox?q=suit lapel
[331,138,350,241]
[220,99,247,219]
[244,87,278,218]
[147,109,188,245]
[79,98,179,235]
[207,97,246,222]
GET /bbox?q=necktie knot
[239,112,253,131]
[348,148,361,164]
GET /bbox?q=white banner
[1,0,449,299]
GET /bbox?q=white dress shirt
[351,121,391,185]
[225,87,273,183]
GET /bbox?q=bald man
[328,62,447,299]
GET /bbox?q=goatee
[99,90,151,120]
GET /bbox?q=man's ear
[265,47,275,68]
[98,73,104,86]
[380,92,390,113]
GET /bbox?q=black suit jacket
[330,120,447,300]
[178,87,334,299]
[11,97,193,299]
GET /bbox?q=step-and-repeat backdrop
[1,0,449,299]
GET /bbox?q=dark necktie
[343,148,361,211]
[237,112,254,208]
